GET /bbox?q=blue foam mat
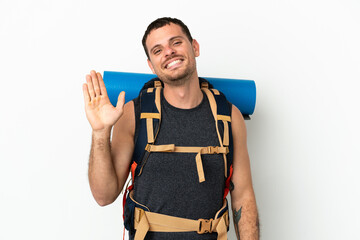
[103,71,256,115]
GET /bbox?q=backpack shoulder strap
[200,80,233,198]
[132,78,162,178]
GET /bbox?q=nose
[164,45,175,57]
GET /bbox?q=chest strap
[145,144,229,183]
[133,199,229,240]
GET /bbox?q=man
[83,17,259,240]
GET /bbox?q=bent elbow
[92,191,118,206]
[95,197,115,207]
[89,182,120,206]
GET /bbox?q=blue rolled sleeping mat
[103,71,256,119]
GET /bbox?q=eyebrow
[149,35,185,54]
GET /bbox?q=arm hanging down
[230,105,259,240]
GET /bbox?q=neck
[163,74,203,109]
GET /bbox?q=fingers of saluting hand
[96,72,108,97]
[82,83,91,103]
[116,91,126,110]
[90,70,101,97]
[84,70,108,101]
[86,73,96,99]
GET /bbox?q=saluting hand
[82,70,125,131]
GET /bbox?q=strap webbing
[133,199,229,240]
[140,113,160,119]
[211,88,220,95]
[145,144,228,183]
[222,120,229,146]
[141,86,162,144]
[146,118,154,143]
[155,87,161,115]
[202,88,228,178]
[217,115,231,147]
[141,113,160,144]
[217,115,231,122]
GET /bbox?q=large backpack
[123,77,234,239]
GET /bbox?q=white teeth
[167,59,181,68]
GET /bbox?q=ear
[147,59,156,74]
[192,39,200,57]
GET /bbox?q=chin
[161,70,193,85]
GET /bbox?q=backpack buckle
[154,80,162,88]
[208,146,218,154]
[201,82,209,89]
[197,218,213,234]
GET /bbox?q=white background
[1,0,359,239]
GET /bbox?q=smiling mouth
[165,59,183,69]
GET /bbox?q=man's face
[146,23,200,85]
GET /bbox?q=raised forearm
[232,191,259,240]
[88,129,119,206]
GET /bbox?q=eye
[153,49,161,55]
[173,41,182,46]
